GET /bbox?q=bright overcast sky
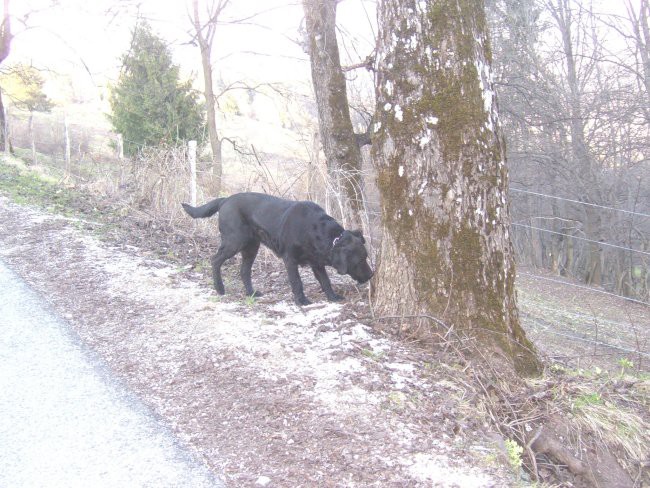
[9,0,376,101]
[7,0,639,105]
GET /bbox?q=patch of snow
[406,34,418,51]
[386,362,415,374]
[394,105,403,122]
[26,213,57,224]
[419,131,431,148]
[256,476,271,486]
[385,80,393,96]
[475,58,495,131]
[406,453,493,486]
[398,165,404,177]
[0,199,509,486]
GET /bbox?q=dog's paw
[295,296,312,306]
[328,293,345,302]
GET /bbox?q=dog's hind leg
[311,265,344,302]
[211,242,240,295]
[240,240,262,297]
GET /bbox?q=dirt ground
[0,196,518,486]
[518,271,650,374]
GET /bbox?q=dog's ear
[351,229,365,244]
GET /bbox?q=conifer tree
[109,21,204,156]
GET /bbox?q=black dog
[182,192,373,305]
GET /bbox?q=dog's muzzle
[355,268,374,284]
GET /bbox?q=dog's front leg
[284,258,311,306]
[311,265,344,302]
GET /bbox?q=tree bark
[192,0,226,193]
[302,0,364,229]
[372,0,540,376]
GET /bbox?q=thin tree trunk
[302,0,364,229]
[372,0,540,376]
[198,41,221,188]
[192,0,225,194]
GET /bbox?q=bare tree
[488,0,650,300]
[625,0,650,115]
[191,0,229,193]
[302,0,365,228]
[0,0,11,152]
[546,0,606,285]
[372,0,540,375]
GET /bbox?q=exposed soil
[0,197,514,486]
[1,156,648,487]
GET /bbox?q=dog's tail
[181,197,227,219]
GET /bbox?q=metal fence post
[117,134,124,160]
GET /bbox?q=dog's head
[331,230,374,284]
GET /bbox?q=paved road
[0,260,223,488]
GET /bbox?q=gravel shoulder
[0,197,512,487]
[0,260,222,488]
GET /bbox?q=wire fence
[511,222,650,257]
[3,108,648,373]
[511,187,650,219]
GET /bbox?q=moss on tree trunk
[372,0,541,376]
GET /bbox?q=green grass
[0,159,72,210]
[573,392,603,410]
[361,348,385,361]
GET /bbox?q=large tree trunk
[372,0,540,376]
[302,0,364,229]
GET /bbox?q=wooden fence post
[116,134,124,160]
[3,105,8,156]
[64,114,71,176]
[29,113,36,166]
[188,140,197,206]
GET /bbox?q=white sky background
[9,0,377,106]
[6,0,641,114]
